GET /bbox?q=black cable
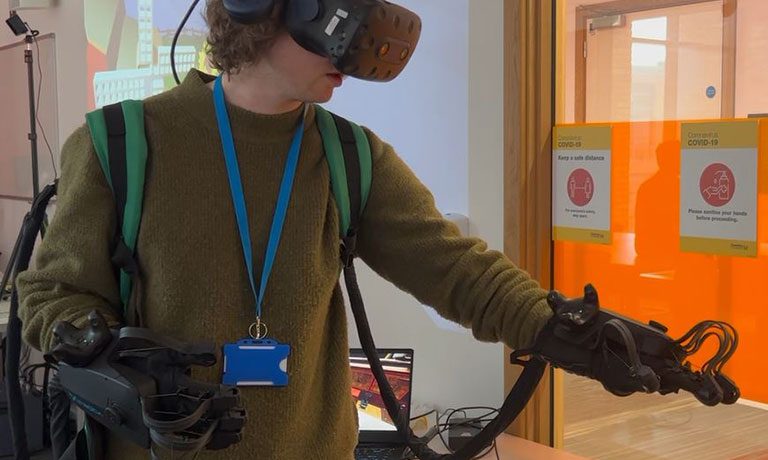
[26,24,57,179]
[19,363,49,391]
[41,363,51,447]
[171,0,202,85]
[0,336,6,380]
[19,341,31,373]
[433,408,500,460]
[410,409,438,421]
[675,321,738,375]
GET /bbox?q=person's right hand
[46,310,114,367]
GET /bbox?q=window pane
[631,43,667,121]
[631,42,666,67]
[631,16,668,40]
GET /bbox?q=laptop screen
[349,349,413,433]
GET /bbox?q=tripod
[2,14,48,301]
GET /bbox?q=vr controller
[514,284,740,407]
[47,311,247,454]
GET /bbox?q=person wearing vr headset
[15,1,556,459]
[13,1,740,459]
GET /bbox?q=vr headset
[223,0,422,81]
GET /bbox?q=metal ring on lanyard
[248,320,268,340]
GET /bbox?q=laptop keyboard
[354,446,406,460]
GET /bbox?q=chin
[312,89,335,104]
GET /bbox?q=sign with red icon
[567,168,595,207]
[699,163,735,207]
[553,126,612,245]
[681,121,758,257]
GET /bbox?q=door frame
[574,0,738,122]
[503,0,560,448]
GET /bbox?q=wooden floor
[562,373,768,460]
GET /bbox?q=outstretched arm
[356,130,552,349]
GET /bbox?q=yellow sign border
[554,125,611,151]
[680,236,756,257]
[553,227,611,245]
[682,120,758,150]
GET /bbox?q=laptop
[350,348,414,460]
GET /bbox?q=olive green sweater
[17,70,552,460]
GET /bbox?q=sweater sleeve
[16,124,124,353]
[355,129,552,349]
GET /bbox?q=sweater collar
[172,69,316,144]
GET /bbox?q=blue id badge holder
[222,337,291,387]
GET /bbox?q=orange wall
[554,118,767,403]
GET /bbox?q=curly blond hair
[205,0,284,73]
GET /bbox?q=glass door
[556,0,768,458]
[585,2,724,122]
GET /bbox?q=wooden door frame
[574,0,738,122]
[503,0,560,448]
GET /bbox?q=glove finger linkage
[54,311,248,457]
[114,329,247,454]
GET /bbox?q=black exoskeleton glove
[48,310,247,455]
[513,284,740,407]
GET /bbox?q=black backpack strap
[329,112,362,264]
[102,103,128,233]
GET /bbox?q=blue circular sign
[706,86,717,99]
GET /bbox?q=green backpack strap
[85,100,147,325]
[314,105,372,257]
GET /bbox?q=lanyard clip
[249,318,268,340]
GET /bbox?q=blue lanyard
[213,74,305,338]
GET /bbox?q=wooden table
[425,433,589,460]
[477,434,589,460]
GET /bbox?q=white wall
[0,0,86,270]
[0,0,509,413]
[0,0,88,151]
[328,0,507,412]
[325,1,470,214]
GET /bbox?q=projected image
[350,351,412,431]
[85,0,212,109]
